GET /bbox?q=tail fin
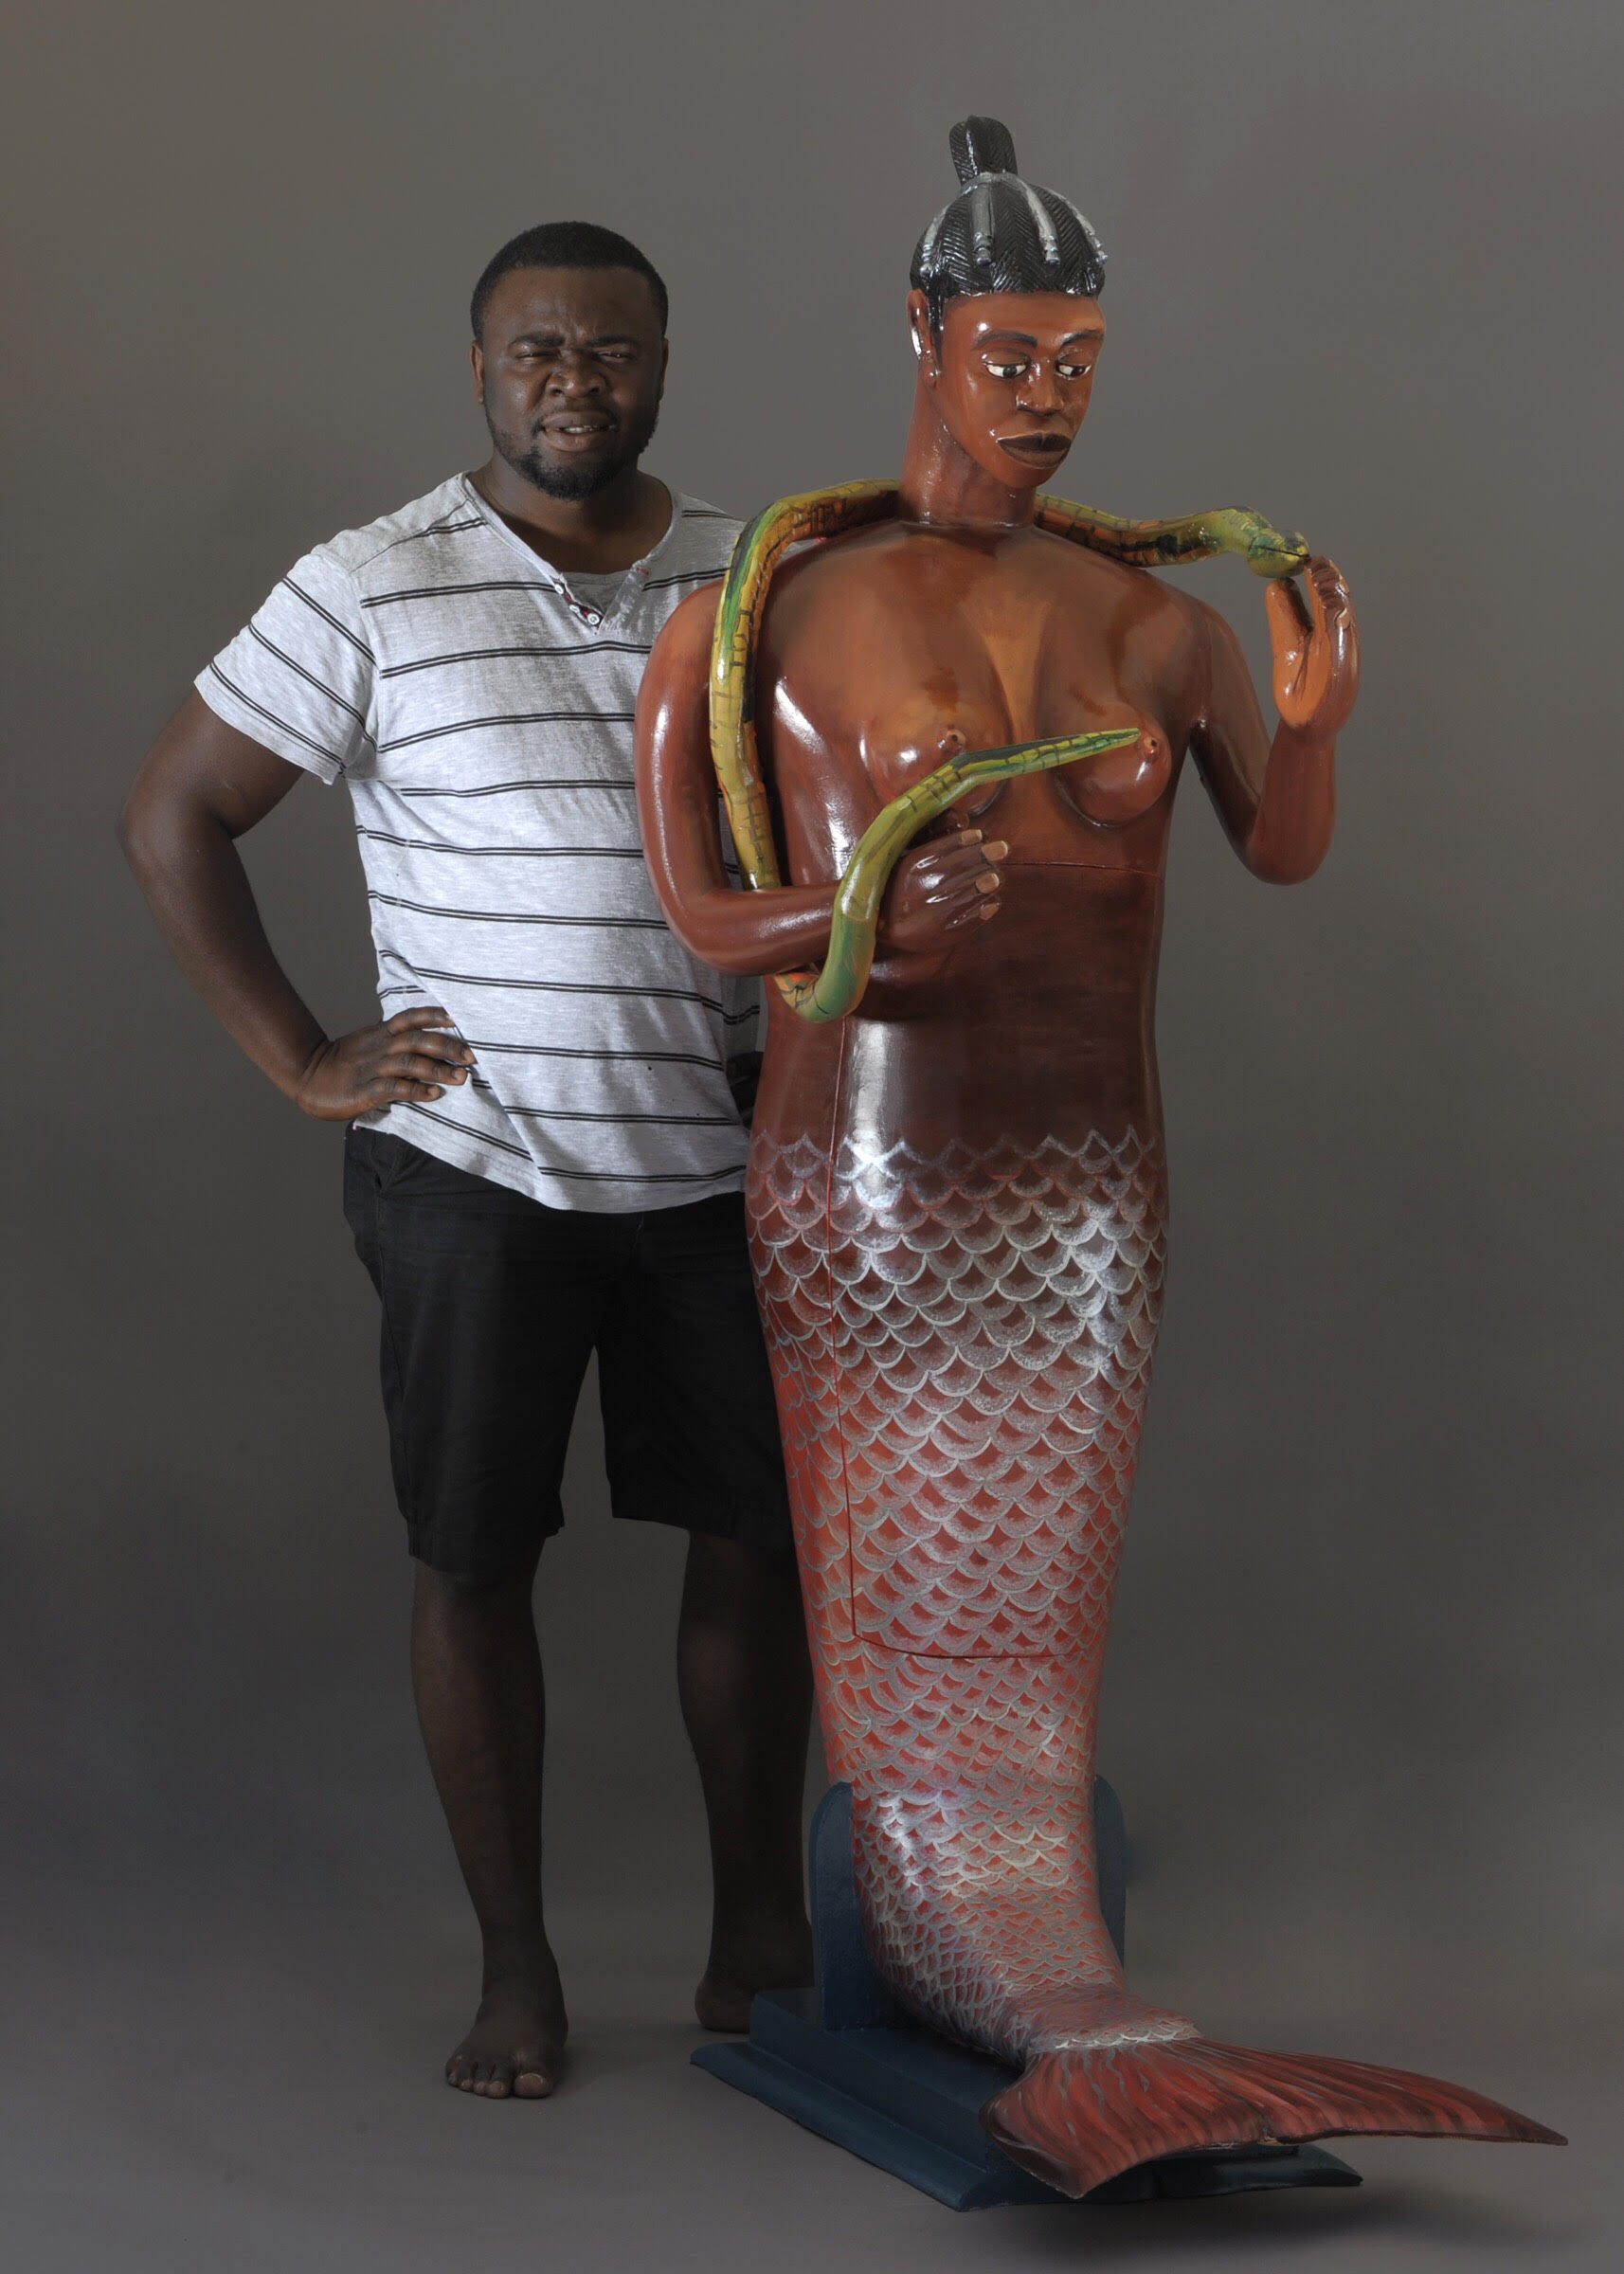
[983,2037,1564,2199]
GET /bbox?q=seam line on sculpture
[874,1647,1067,1663]
[993,860,1164,879]
[822,1019,860,1631]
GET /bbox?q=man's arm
[118,691,472,1118]
[1188,557,1360,886]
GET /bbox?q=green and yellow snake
[708,480,1309,1022]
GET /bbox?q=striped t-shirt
[198,473,755,1212]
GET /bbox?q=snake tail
[983,2039,1564,2201]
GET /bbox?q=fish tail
[982,2038,1565,2199]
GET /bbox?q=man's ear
[658,335,670,399]
[470,338,485,404]
[906,288,938,382]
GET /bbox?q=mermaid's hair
[911,117,1106,335]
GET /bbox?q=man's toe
[513,2054,555,2099]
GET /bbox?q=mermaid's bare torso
[752,518,1195,1166]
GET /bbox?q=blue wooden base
[692,1782,1361,2211]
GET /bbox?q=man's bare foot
[445,1956,568,2098]
[695,1909,815,2032]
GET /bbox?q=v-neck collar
[459,472,679,629]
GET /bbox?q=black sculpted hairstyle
[911,116,1106,334]
[470,220,669,343]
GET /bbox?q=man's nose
[547,352,604,394]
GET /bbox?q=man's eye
[1058,361,1093,380]
[985,360,1027,379]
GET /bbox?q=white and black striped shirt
[198,474,755,1211]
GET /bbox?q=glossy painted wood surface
[631,282,1561,2198]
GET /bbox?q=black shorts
[342,1128,792,1581]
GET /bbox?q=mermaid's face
[909,288,1105,491]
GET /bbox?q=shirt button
[584,611,601,625]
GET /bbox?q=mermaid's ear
[949,115,1018,188]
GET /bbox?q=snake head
[1241,515,1310,579]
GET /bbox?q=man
[118,222,814,2102]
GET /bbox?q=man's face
[910,289,1106,493]
[473,264,667,500]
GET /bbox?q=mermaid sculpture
[635,117,1559,2197]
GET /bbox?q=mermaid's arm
[1188,557,1359,886]
[639,586,1009,999]
[637,587,839,977]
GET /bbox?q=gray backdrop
[4,2,1619,2267]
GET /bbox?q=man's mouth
[997,431,1072,465]
[539,416,615,449]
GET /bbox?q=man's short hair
[470,222,670,344]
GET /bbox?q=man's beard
[498,404,660,502]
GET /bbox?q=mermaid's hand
[877,828,1005,956]
[1268,555,1360,737]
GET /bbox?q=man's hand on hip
[296,1007,474,1122]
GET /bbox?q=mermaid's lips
[997,433,1072,467]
